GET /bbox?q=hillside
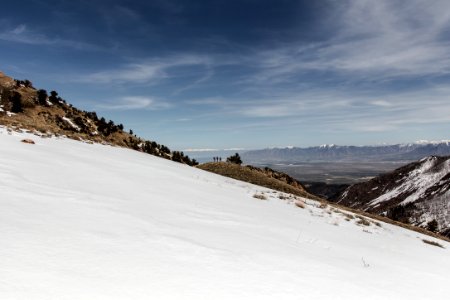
[197,162,320,200]
[0,71,196,166]
[337,156,450,237]
[1,128,450,299]
[242,143,450,163]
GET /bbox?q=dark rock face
[303,182,350,201]
[336,156,450,237]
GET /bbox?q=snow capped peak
[319,143,337,148]
[413,139,450,145]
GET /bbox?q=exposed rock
[337,156,450,237]
[21,138,35,144]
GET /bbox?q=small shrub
[373,221,382,227]
[227,153,242,165]
[253,193,267,200]
[278,194,289,200]
[422,239,444,248]
[11,91,23,113]
[356,217,371,226]
[319,202,327,209]
[427,220,438,232]
[21,139,35,144]
[341,212,355,220]
[361,258,370,268]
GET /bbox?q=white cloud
[224,148,246,151]
[175,118,192,122]
[0,24,100,50]
[100,96,171,110]
[249,0,450,83]
[82,55,212,84]
[190,84,450,134]
[183,148,219,152]
[370,100,393,107]
[185,97,227,105]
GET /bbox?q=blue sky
[1,0,450,150]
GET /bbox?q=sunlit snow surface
[0,127,449,300]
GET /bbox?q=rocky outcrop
[337,156,450,237]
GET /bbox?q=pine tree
[49,91,58,104]
[11,92,23,113]
[227,153,242,165]
[427,219,438,232]
[37,89,48,106]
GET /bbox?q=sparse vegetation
[387,204,415,223]
[356,217,371,226]
[422,239,444,248]
[21,138,35,144]
[319,203,327,209]
[253,193,268,200]
[37,89,48,106]
[0,72,198,167]
[427,219,439,233]
[226,153,242,165]
[197,162,320,200]
[340,212,355,220]
[10,92,23,113]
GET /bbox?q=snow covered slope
[1,128,449,300]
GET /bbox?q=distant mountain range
[336,156,450,237]
[242,142,450,163]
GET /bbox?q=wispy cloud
[185,97,227,106]
[248,0,450,83]
[0,23,101,50]
[99,96,171,110]
[172,67,214,95]
[81,55,213,84]
[183,148,219,152]
[186,84,450,133]
[172,0,450,136]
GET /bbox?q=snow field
[1,127,449,300]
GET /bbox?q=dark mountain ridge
[336,155,450,237]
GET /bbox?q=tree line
[0,78,199,167]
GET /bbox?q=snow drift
[0,127,449,300]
